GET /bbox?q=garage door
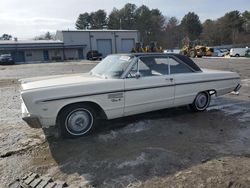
[11,51,25,62]
[121,39,135,53]
[97,39,112,57]
[43,50,49,61]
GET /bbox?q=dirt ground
[0,57,250,188]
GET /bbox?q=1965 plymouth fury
[20,53,241,137]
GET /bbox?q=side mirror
[135,72,141,79]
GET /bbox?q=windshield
[90,55,134,79]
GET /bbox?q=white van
[163,49,181,54]
[230,48,248,57]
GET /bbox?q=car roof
[116,53,202,72]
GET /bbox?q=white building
[55,30,139,58]
[0,30,139,63]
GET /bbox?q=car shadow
[42,97,250,187]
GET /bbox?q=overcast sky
[0,0,248,39]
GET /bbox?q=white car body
[20,54,241,132]
[230,48,248,57]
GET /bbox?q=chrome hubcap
[66,109,93,135]
[196,94,207,109]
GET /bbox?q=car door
[124,55,175,116]
[168,56,200,106]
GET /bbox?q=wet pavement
[0,58,250,187]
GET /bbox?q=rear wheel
[235,54,240,57]
[58,104,97,138]
[190,91,210,112]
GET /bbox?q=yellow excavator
[181,39,213,58]
[181,45,213,58]
[131,42,145,53]
[131,42,163,53]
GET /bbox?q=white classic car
[20,53,241,138]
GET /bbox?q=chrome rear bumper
[234,84,241,92]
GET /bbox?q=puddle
[208,98,250,123]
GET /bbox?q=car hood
[20,73,103,91]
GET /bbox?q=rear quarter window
[169,58,193,74]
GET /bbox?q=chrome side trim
[36,77,240,103]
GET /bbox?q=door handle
[165,78,174,82]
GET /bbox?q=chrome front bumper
[22,116,42,128]
[21,102,42,128]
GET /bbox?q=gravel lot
[0,57,250,187]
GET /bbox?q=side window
[127,59,151,78]
[139,57,169,77]
[127,56,193,78]
[169,58,193,74]
[138,59,152,77]
[153,58,169,75]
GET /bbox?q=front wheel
[189,91,211,112]
[58,104,97,138]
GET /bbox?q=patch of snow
[119,120,152,134]
[117,153,146,169]
[98,131,118,142]
[238,113,250,123]
[241,79,250,87]
[103,174,141,188]
[207,102,246,111]
[98,120,152,142]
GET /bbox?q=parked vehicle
[213,48,229,57]
[245,49,250,57]
[86,50,102,60]
[230,48,248,57]
[20,53,241,138]
[0,54,15,65]
[220,48,230,55]
[164,49,181,54]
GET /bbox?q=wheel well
[207,89,217,96]
[56,101,107,126]
[195,90,216,99]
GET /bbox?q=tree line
[0,34,12,40]
[75,3,250,48]
[0,32,55,41]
